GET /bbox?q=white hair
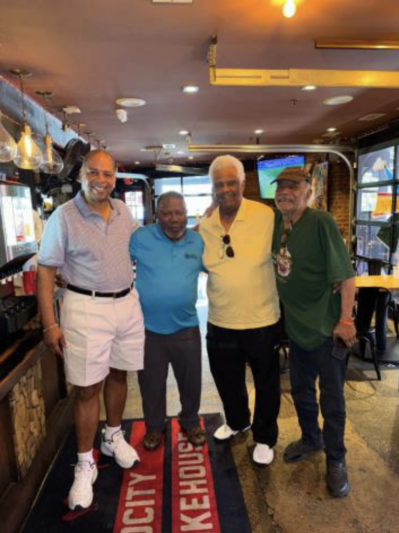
[208,155,245,184]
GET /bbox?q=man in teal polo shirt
[129,191,206,450]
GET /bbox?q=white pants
[60,289,145,387]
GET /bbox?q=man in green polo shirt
[272,168,356,498]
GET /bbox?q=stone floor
[101,296,399,533]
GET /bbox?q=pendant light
[10,69,43,170]
[36,90,64,175]
[0,110,17,162]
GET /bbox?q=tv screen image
[257,155,305,199]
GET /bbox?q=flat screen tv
[257,155,305,199]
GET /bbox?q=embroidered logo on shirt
[184,253,199,260]
[276,246,292,278]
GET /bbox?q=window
[355,144,399,271]
[154,176,212,227]
[125,191,144,224]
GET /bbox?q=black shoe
[284,438,324,463]
[143,431,163,451]
[326,459,350,497]
[185,425,207,447]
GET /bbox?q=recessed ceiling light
[179,130,190,136]
[115,97,146,108]
[358,113,387,121]
[302,85,317,91]
[254,129,264,135]
[188,156,194,160]
[182,85,199,94]
[327,127,337,132]
[135,161,140,165]
[177,151,185,155]
[63,105,81,115]
[323,95,353,106]
[322,131,341,138]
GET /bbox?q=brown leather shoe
[186,425,207,446]
[143,431,163,451]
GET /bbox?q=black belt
[66,283,132,298]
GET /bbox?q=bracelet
[338,318,354,326]
[43,324,59,333]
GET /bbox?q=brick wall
[243,154,352,241]
[327,156,352,242]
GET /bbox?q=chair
[352,258,383,380]
[347,335,381,380]
[388,291,399,339]
[274,309,289,374]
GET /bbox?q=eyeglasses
[219,234,235,259]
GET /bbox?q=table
[355,275,399,291]
[355,275,399,365]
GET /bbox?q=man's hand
[44,325,66,357]
[55,273,67,288]
[333,322,357,348]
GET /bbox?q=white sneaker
[213,423,251,441]
[253,443,274,466]
[101,429,140,468]
[68,461,98,510]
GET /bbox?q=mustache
[218,192,236,199]
[276,195,293,202]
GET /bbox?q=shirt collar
[73,190,119,219]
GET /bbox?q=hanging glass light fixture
[0,110,17,162]
[36,90,64,175]
[10,68,43,170]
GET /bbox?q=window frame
[355,140,399,270]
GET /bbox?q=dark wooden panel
[0,395,74,533]
[41,349,63,417]
[0,396,17,495]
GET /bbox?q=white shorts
[60,288,145,387]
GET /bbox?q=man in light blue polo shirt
[37,150,144,511]
[129,191,206,450]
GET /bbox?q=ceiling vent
[358,113,387,121]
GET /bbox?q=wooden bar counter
[0,329,74,533]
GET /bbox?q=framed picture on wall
[309,162,328,210]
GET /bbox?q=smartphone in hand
[331,338,349,361]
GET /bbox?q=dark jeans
[356,288,389,353]
[138,326,201,432]
[289,338,347,461]
[206,322,280,446]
